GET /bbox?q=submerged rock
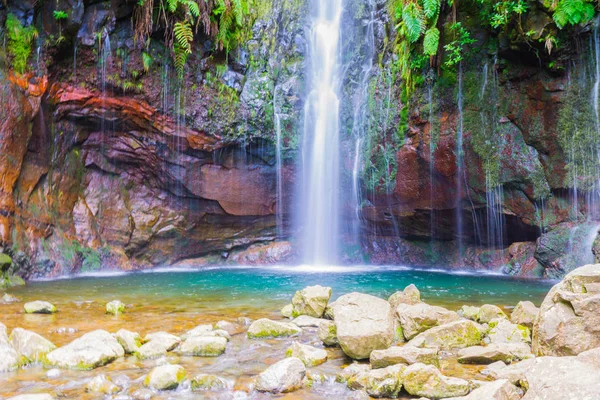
[105,300,125,316]
[113,329,141,354]
[317,320,338,346]
[247,318,302,338]
[407,320,484,349]
[510,301,539,329]
[255,357,306,393]
[370,346,439,369]
[396,303,460,340]
[285,341,327,367]
[144,364,186,390]
[533,264,600,356]
[333,292,395,359]
[10,328,56,364]
[402,363,471,399]
[2,293,20,303]
[86,374,119,394]
[445,379,522,400]
[176,336,227,356]
[135,332,181,359]
[45,330,124,370]
[487,319,531,345]
[191,374,231,391]
[292,285,332,318]
[24,301,57,314]
[388,284,421,308]
[458,343,533,364]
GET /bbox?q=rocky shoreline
[1,264,600,399]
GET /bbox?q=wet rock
[7,395,56,400]
[533,264,600,356]
[144,364,186,390]
[45,330,124,370]
[486,319,530,345]
[407,320,484,349]
[176,336,227,357]
[181,324,213,340]
[362,364,406,398]
[2,293,20,303]
[2,274,26,289]
[105,300,125,316]
[113,329,141,354]
[255,357,306,393]
[292,315,327,327]
[510,301,539,329]
[388,284,421,308]
[445,379,522,400]
[229,241,294,265]
[191,374,231,391]
[86,374,119,394]
[475,305,508,323]
[458,306,480,321]
[370,346,439,369]
[458,343,533,364]
[491,358,537,384]
[317,320,338,346]
[136,332,181,359]
[336,363,371,383]
[77,3,116,47]
[396,303,460,340]
[333,292,395,359]
[0,324,19,372]
[247,318,302,338]
[215,320,239,335]
[10,328,56,364]
[24,300,57,314]
[402,363,471,398]
[292,285,332,318]
[285,341,327,367]
[281,304,293,318]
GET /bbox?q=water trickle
[299,0,343,265]
[273,86,284,238]
[455,63,465,256]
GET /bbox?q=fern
[174,42,189,79]
[142,52,153,72]
[423,0,440,19]
[173,21,193,53]
[167,0,179,13]
[552,0,595,28]
[423,27,440,55]
[402,3,425,43]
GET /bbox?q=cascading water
[274,86,284,238]
[299,0,343,265]
[455,63,465,256]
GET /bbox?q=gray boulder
[370,346,439,369]
[10,328,56,364]
[113,329,141,354]
[176,336,227,356]
[317,320,338,346]
[255,357,306,393]
[486,319,531,345]
[285,341,327,367]
[510,301,539,329]
[388,284,421,308]
[24,301,57,314]
[247,318,302,338]
[396,303,460,340]
[445,379,522,400]
[135,331,180,359]
[292,285,332,318]
[476,305,508,323]
[45,330,124,370]
[458,343,533,364]
[0,324,19,371]
[402,363,471,398]
[144,364,186,390]
[407,320,484,349]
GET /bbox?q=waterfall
[428,85,436,243]
[274,86,284,238]
[299,0,343,265]
[455,63,465,256]
[591,18,600,220]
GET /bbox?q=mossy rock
[0,253,12,273]
[191,374,231,391]
[247,318,302,338]
[144,364,187,390]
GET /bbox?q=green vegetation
[4,14,38,74]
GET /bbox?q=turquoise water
[12,265,555,311]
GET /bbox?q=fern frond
[423,27,440,55]
[173,21,193,53]
[402,3,425,43]
[167,0,179,13]
[423,0,440,19]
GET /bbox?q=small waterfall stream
[455,63,465,257]
[299,0,343,265]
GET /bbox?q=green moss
[5,14,37,74]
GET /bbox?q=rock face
[24,301,57,314]
[370,346,439,369]
[407,320,484,349]
[247,318,302,338]
[532,264,600,356]
[144,364,186,390]
[396,303,460,340]
[458,343,533,364]
[9,328,56,363]
[45,329,124,370]
[402,363,471,398]
[255,357,306,393]
[285,342,327,367]
[332,293,395,359]
[510,301,539,329]
[292,285,332,318]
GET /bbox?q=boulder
[86,374,119,394]
[10,328,56,363]
[458,306,480,321]
[491,358,537,384]
[317,320,338,346]
[510,301,539,329]
[113,329,141,353]
[105,300,125,316]
[333,292,395,359]
[144,364,186,390]
[445,379,522,400]
[577,347,600,369]
[476,305,508,323]
[407,320,484,349]
[24,301,57,314]
[181,324,213,340]
[336,363,371,383]
[135,331,180,359]
[532,264,600,356]
[370,346,439,369]
[45,330,124,370]
[255,357,306,393]
[292,285,332,318]
[191,374,231,391]
[0,335,19,371]
[458,343,533,364]
[362,364,406,398]
[281,304,293,318]
[247,318,302,338]
[7,395,55,400]
[402,363,471,399]
[388,284,421,308]
[487,319,531,345]
[285,342,327,367]
[396,303,460,340]
[292,315,327,327]
[0,252,12,272]
[176,336,227,356]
